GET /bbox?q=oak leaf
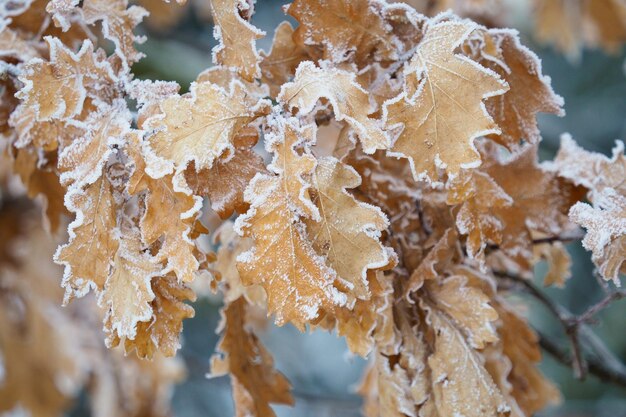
[466,29,564,149]
[144,80,270,181]
[235,117,347,328]
[447,169,512,263]
[16,37,116,121]
[185,130,267,219]
[209,0,265,81]
[109,274,196,359]
[82,0,148,67]
[260,21,309,98]
[101,231,161,341]
[286,0,398,67]
[424,303,510,417]
[384,20,507,182]
[569,189,626,284]
[211,297,294,417]
[55,175,119,301]
[279,61,390,153]
[306,156,392,300]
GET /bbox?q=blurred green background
[113,1,626,416]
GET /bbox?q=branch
[495,269,626,385]
[486,230,585,253]
[538,331,626,388]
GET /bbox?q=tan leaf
[447,169,512,263]
[306,156,392,300]
[16,37,116,121]
[58,100,130,189]
[12,147,68,232]
[534,242,572,287]
[279,61,391,153]
[495,304,560,415]
[286,0,398,67]
[127,132,202,283]
[101,231,161,341]
[235,117,347,328]
[404,228,458,296]
[425,303,510,417]
[466,29,564,149]
[569,189,626,283]
[111,275,196,359]
[211,297,294,417]
[145,80,270,180]
[384,20,507,182]
[185,130,267,219]
[426,275,499,349]
[209,0,265,81]
[260,21,309,98]
[55,175,119,301]
[82,0,148,66]
[551,134,626,199]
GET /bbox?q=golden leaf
[425,303,510,417]
[286,0,398,67]
[185,130,267,219]
[209,0,265,81]
[110,275,196,359]
[306,157,392,300]
[384,20,507,182]
[58,100,130,189]
[211,297,294,417]
[427,274,499,349]
[145,80,270,180]
[101,231,161,341]
[260,21,309,98]
[127,132,202,283]
[466,29,564,149]
[570,189,626,284]
[235,117,347,328]
[55,175,119,301]
[534,241,572,287]
[279,61,390,153]
[447,169,512,263]
[16,37,116,121]
[82,0,148,66]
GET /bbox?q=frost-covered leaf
[55,175,119,301]
[447,169,512,263]
[235,117,347,328]
[82,0,148,67]
[260,21,309,98]
[109,274,196,359]
[306,157,392,300]
[466,29,564,149]
[144,80,270,180]
[279,61,390,153]
[534,241,572,288]
[384,20,507,182]
[211,297,294,417]
[16,37,116,121]
[286,0,399,66]
[209,0,265,81]
[128,132,202,283]
[185,129,267,219]
[101,231,161,341]
[424,303,510,417]
[569,189,626,283]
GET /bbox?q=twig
[538,331,626,388]
[494,269,626,383]
[487,230,585,252]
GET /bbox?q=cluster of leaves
[0,0,624,417]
